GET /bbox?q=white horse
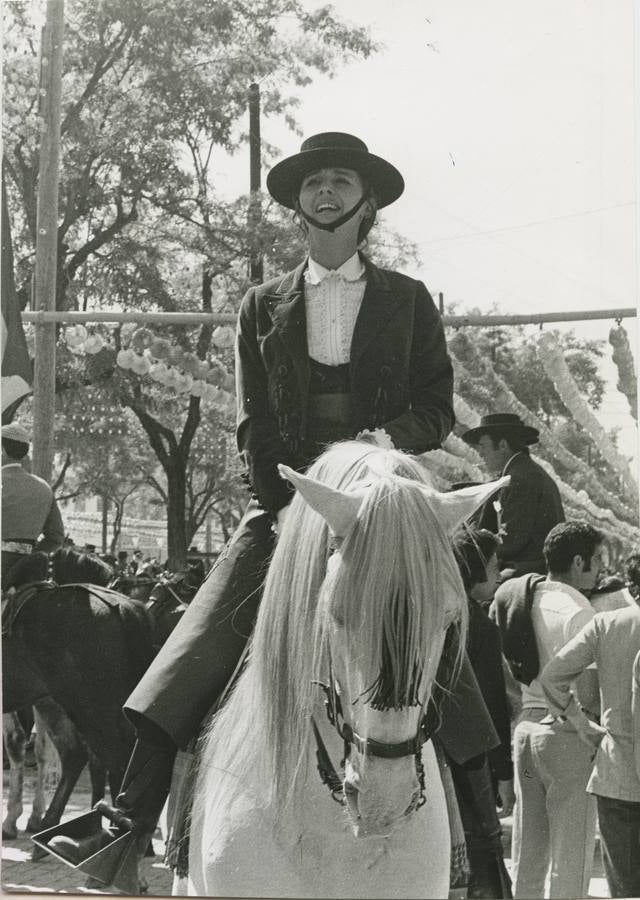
[189,441,507,899]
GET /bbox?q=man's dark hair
[591,574,625,596]
[453,527,501,591]
[484,430,529,454]
[625,552,640,595]
[2,438,29,460]
[543,520,603,575]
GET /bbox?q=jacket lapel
[350,256,400,370]
[263,260,309,389]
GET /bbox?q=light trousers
[511,709,597,899]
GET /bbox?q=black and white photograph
[2,0,638,896]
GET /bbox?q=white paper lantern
[84,333,104,354]
[149,362,169,383]
[66,325,88,349]
[117,348,135,369]
[131,354,151,376]
[211,325,235,349]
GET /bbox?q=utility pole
[248,82,263,284]
[32,0,64,481]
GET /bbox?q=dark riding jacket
[236,254,455,515]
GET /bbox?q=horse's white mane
[194,441,468,829]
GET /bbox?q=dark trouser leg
[115,504,275,833]
[596,794,640,898]
[451,754,511,899]
[2,551,26,591]
[124,503,275,749]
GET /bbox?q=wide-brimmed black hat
[266,132,405,210]
[461,413,539,447]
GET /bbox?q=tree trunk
[166,454,187,570]
[110,499,124,554]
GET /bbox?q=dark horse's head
[8,546,114,589]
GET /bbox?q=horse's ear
[427,475,511,534]
[278,464,363,537]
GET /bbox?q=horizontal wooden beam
[23,310,237,325]
[22,306,636,328]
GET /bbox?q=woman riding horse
[116,130,457,845]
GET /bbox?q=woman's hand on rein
[355,428,395,450]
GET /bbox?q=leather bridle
[310,660,441,809]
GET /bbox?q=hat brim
[266,148,404,210]
[462,424,540,446]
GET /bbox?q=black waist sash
[305,359,354,453]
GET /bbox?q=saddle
[1,581,127,638]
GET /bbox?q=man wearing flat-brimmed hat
[462,413,564,577]
[1,422,64,589]
[114,131,455,868]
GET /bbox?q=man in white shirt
[540,553,640,898]
[493,520,604,898]
[1,422,64,589]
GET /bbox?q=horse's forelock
[323,475,464,712]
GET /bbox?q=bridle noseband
[311,673,439,810]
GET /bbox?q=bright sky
[216,0,639,468]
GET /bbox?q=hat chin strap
[299,195,367,233]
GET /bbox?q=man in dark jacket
[462,413,564,576]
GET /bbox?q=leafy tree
[3,0,377,567]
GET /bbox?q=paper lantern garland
[62,324,236,411]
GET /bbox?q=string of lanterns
[62,323,237,414]
[537,331,637,497]
[609,324,637,421]
[450,349,638,523]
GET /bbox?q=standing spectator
[540,586,640,897]
[589,573,635,613]
[116,549,130,574]
[626,551,640,601]
[492,521,604,899]
[461,414,564,577]
[451,526,515,898]
[632,648,640,783]
[1,422,64,589]
[129,548,143,575]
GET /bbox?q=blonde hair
[194,441,467,830]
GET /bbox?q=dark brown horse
[2,547,155,848]
[110,567,203,652]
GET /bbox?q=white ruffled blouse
[304,253,366,366]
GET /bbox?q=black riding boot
[115,729,176,838]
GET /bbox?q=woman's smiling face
[298,167,365,224]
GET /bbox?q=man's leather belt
[1,540,34,554]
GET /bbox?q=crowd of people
[2,129,640,899]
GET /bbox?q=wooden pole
[32,0,64,481]
[248,83,263,284]
[22,306,636,328]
